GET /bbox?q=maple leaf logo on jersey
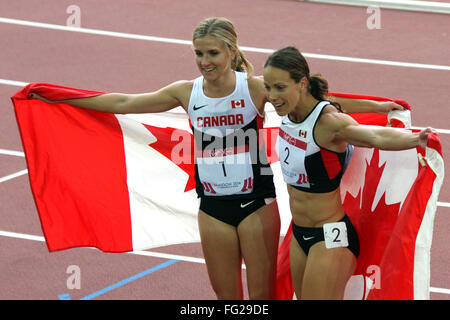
[231,99,245,108]
[299,129,307,139]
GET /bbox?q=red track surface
[0,0,449,300]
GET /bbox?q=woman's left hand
[418,127,437,149]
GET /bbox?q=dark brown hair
[264,46,341,111]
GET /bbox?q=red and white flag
[12,83,200,252]
[12,84,443,299]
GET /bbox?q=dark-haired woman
[263,46,434,299]
[30,18,405,300]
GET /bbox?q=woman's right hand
[29,92,56,104]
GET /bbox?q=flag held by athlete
[11,83,443,300]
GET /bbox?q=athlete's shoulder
[168,79,194,92]
[160,80,194,110]
[318,105,357,131]
[168,79,194,96]
[321,103,340,115]
[246,75,266,110]
[247,75,264,88]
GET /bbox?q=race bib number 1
[323,221,348,249]
[198,149,253,196]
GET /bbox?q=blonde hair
[193,17,254,77]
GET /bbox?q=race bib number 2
[323,221,348,249]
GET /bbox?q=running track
[0,0,449,301]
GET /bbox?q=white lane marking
[0,230,209,264]
[0,169,28,184]
[0,17,449,71]
[301,0,450,14]
[7,229,450,292]
[0,149,25,157]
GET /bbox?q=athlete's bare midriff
[287,185,346,227]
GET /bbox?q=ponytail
[308,73,342,112]
[232,48,254,77]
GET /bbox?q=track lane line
[0,230,207,264]
[0,17,449,71]
[0,169,28,184]
[437,202,450,208]
[300,0,450,14]
[0,149,25,157]
[0,230,45,242]
[79,259,179,300]
[0,79,29,87]
[430,287,450,295]
[0,229,448,296]
[58,259,179,300]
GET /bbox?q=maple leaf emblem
[143,124,196,192]
[343,148,400,276]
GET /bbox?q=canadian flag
[298,129,307,139]
[12,84,443,300]
[231,99,245,108]
[12,83,200,252]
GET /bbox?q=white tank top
[188,71,275,198]
[276,101,353,193]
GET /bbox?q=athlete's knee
[248,288,271,300]
[247,277,275,300]
[213,285,243,300]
